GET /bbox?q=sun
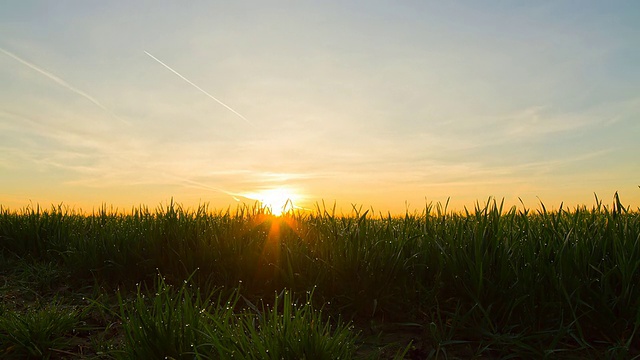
[248,187,299,216]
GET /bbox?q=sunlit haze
[1,2,639,214]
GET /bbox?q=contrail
[161,173,245,201]
[0,47,129,125]
[144,51,252,126]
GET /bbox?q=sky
[1,1,639,214]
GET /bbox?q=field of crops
[1,195,639,359]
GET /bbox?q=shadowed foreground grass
[0,194,639,359]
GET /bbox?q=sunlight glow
[243,187,300,216]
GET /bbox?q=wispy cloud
[501,106,590,137]
[0,47,129,125]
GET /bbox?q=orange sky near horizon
[1,2,639,215]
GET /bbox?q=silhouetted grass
[1,194,638,358]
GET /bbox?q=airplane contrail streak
[161,173,245,201]
[144,51,252,126]
[0,47,129,125]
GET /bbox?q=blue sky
[1,1,639,213]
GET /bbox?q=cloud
[0,47,129,125]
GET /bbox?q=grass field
[1,195,639,359]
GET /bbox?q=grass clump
[231,289,356,360]
[115,273,218,359]
[0,302,87,359]
[114,274,357,359]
